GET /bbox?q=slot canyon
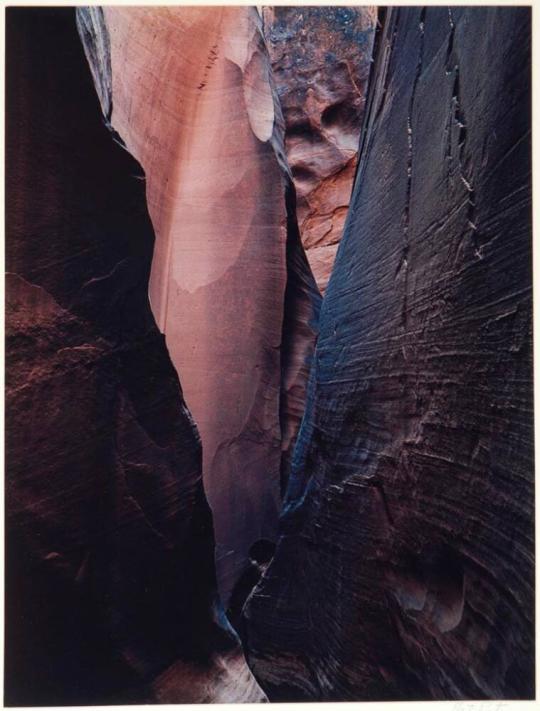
[5,4,533,705]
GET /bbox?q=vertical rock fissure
[401,8,426,327]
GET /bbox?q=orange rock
[263,6,376,292]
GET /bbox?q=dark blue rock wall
[244,6,533,701]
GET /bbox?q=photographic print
[4,3,534,705]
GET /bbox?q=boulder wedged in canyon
[5,7,264,704]
[244,6,533,701]
[262,6,376,292]
[77,6,320,605]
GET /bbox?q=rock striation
[262,6,376,292]
[244,6,533,701]
[77,6,320,606]
[5,7,263,704]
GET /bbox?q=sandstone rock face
[245,7,533,701]
[262,6,376,292]
[77,6,320,605]
[5,8,263,704]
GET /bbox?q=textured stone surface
[245,6,533,701]
[78,6,320,605]
[5,8,263,704]
[262,6,376,292]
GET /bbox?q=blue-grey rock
[244,6,533,701]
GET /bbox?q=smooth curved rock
[262,6,376,292]
[245,6,533,701]
[5,7,263,704]
[78,6,320,605]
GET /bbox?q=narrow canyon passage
[78,5,322,608]
[5,4,534,705]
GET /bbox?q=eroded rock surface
[5,8,263,704]
[78,6,320,605]
[245,7,533,701]
[262,6,376,292]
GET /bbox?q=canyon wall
[78,6,320,605]
[5,8,263,704]
[262,6,376,292]
[245,6,533,701]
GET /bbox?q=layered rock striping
[245,6,533,701]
